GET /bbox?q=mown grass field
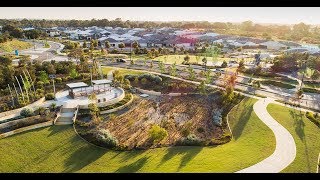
[267,104,320,173]
[0,39,33,53]
[0,97,276,172]
[102,66,145,76]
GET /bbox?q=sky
[0,7,319,25]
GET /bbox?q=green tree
[150,60,154,69]
[169,62,177,76]
[198,80,207,95]
[83,41,87,48]
[132,41,139,48]
[38,71,49,84]
[187,65,196,80]
[69,68,79,79]
[183,54,190,64]
[158,61,165,74]
[202,57,207,71]
[147,51,153,59]
[105,41,111,49]
[148,124,168,143]
[222,86,235,106]
[118,43,125,51]
[205,70,212,84]
[237,59,245,73]
[221,60,228,68]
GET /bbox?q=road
[101,60,320,111]
[17,40,70,63]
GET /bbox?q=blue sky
[0,7,319,25]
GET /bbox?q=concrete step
[57,116,73,121]
[60,112,74,118]
[61,108,76,113]
[55,121,73,125]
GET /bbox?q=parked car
[116,58,127,63]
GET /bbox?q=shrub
[260,80,295,89]
[148,124,168,143]
[197,127,205,133]
[45,93,55,100]
[302,87,320,94]
[93,129,118,148]
[36,81,44,88]
[177,134,202,146]
[181,128,190,137]
[180,121,193,137]
[305,111,320,127]
[50,103,57,110]
[221,60,228,68]
[62,77,70,82]
[212,109,223,126]
[55,78,62,83]
[141,77,148,85]
[20,108,34,117]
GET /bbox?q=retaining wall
[0,115,41,129]
[0,97,45,120]
[100,94,134,114]
[136,88,161,96]
[0,121,53,139]
[79,88,125,109]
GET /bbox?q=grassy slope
[0,98,275,172]
[267,104,320,173]
[0,39,32,53]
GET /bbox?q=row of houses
[20,26,320,54]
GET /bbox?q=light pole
[88,64,93,86]
[8,84,14,107]
[49,74,56,100]
[130,41,132,62]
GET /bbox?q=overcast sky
[0,7,319,25]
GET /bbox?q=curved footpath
[237,98,296,173]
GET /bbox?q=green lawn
[267,104,320,173]
[0,39,33,53]
[0,98,275,172]
[102,66,144,76]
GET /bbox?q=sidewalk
[237,98,296,173]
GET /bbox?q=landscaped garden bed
[305,111,320,128]
[0,106,59,134]
[302,87,320,94]
[125,73,201,94]
[75,87,244,150]
[260,80,296,89]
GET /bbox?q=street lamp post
[49,74,56,100]
[88,64,93,86]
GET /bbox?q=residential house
[260,41,287,50]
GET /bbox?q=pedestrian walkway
[237,98,296,173]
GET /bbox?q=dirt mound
[100,94,225,150]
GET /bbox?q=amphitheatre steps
[55,107,76,125]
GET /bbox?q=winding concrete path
[237,98,296,173]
